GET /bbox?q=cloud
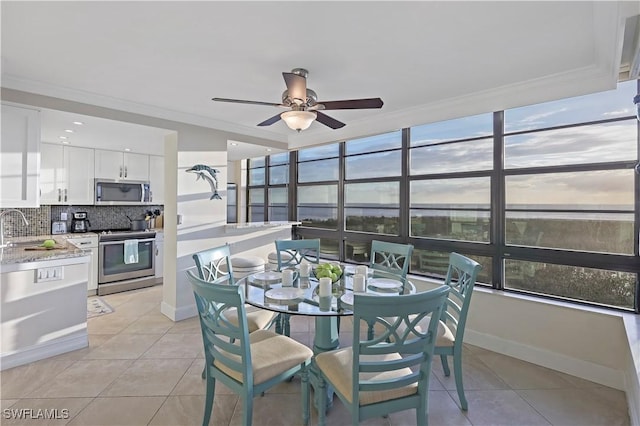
[603,109,631,116]
[519,107,568,124]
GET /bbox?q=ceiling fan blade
[318,98,384,110]
[257,113,282,127]
[315,111,346,129]
[282,72,307,103]
[212,97,283,107]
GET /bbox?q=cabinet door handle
[64,188,67,202]
[119,166,123,178]
[124,166,128,178]
[58,188,62,202]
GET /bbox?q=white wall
[415,277,628,389]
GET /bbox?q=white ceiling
[2,1,639,157]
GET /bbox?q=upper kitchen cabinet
[40,143,95,205]
[1,103,40,208]
[94,149,149,181]
[148,155,164,204]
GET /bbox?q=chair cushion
[373,316,455,347]
[230,256,266,268]
[215,329,313,385]
[268,251,293,262]
[225,306,278,333]
[315,347,417,406]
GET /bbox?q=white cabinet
[155,232,164,280]
[148,155,164,204]
[1,103,40,208]
[66,234,99,294]
[95,149,149,181]
[40,143,95,205]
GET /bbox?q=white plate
[265,287,305,301]
[368,278,403,290]
[340,292,354,306]
[249,271,282,285]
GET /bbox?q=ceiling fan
[212,68,383,132]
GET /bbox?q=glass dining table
[237,266,416,410]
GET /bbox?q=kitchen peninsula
[0,236,90,370]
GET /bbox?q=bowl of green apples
[313,262,343,283]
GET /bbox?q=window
[344,132,402,237]
[247,153,290,222]
[297,144,340,230]
[282,81,639,312]
[502,80,638,308]
[409,114,493,243]
[226,183,237,223]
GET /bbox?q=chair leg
[301,367,310,426]
[242,394,253,426]
[453,352,468,410]
[283,313,291,337]
[440,354,451,376]
[417,398,427,426]
[202,375,215,426]
[275,313,283,334]
[318,377,327,426]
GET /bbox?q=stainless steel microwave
[95,179,151,205]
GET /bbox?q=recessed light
[72,121,84,125]
[62,141,69,145]
[124,148,131,152]
[59,136,68,140]
[230,142,238,146]
[266,148,272,152]
[64,129,74,133]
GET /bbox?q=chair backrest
[274,239,320,270]
[441,252,482,342]
[351,286,450,407]
[186,270,254,387]
[369,240,414,278]
[192,244,235,285]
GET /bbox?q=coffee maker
[70,212,91,233]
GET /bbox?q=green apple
[42,239,56,249]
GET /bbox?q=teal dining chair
[315,285,450,426]
[192,244,278,334]
[274,239,320,336]
[187,270,313,426]
[369,240,414,278]
[434,252,481,411]
[365,240,415,338]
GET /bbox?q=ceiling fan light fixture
[281,110,317,132]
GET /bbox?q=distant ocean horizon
[287,203,634,221]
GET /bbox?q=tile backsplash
[0,205,163,237]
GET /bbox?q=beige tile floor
[0,285,630,426]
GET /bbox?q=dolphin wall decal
[186,164,222,200]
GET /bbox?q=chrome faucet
[0,209,29,248]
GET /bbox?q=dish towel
[124,239,139,264]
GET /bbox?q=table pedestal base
[310,316,339,412]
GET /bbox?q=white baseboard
[0,333,88,371]
[465,329,625,390]
[624,349,640,426]
[160,301,197,322]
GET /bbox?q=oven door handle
[99,238,156,246]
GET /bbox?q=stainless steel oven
[97,230,157,295]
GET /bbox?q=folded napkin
[124,239,139,264]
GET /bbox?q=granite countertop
[0,235,89,266]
